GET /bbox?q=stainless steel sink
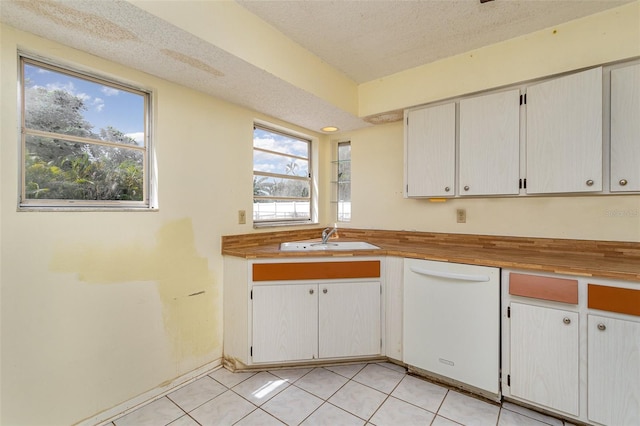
[279,241,380,251]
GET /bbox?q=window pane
[253,200,310,221]
[23,62,145,147]
[254,127,308,159]
[253,175,310,198]
[253,150,309,177]
[253,124,313,224]
[337,142,351,222]
[338,143,351,162]
[25,135,143,201]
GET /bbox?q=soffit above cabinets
[0,0,632,134]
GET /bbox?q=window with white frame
[19,55,152,208]
[253,124,312,224]
[336,141,351,222]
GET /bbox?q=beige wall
[0,24,326,425]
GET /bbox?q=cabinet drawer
[588,284,640,317]
[509,273,578,304]
[253,261,380,281]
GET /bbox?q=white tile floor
[109,362,569,426]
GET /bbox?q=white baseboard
[76,358,223,426]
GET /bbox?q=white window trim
[17,51,157,211]
[253,120,318,227]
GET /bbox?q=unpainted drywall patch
[161,49,225,77]
[50,218,220,360]
[16,0,139,42]
[363,109,404,125]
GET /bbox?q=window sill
[253,220,317,229]
[18,205,159,212]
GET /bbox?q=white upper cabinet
[406,103,456,197]
[526,67,603,194]
[610,63,640,192]
[459,89,520,196]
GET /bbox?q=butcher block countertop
[222,228,640,283]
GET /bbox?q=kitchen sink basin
[279,241,380,251]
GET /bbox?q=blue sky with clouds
[253,128,310,177]
[24,63,145,144]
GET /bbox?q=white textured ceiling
[238,0,632,84]
[0,0,632,134]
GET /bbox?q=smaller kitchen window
[253,123,313,225]
[335,141,351,222]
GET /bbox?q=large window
[19,55,152,208]
[253,124,312,224]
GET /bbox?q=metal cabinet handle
[597,323,606,331]
[323,288,328,294]
[309,289,314,295]
[445,187,450,192]
[586,179,594,186]
[563,317,571,325]
[464,185,470,191]
[619,179,628,186]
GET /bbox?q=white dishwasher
[403,258,500,398]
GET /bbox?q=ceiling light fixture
[321,126,339,132]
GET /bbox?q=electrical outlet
[456,209,466,223]
[238,210,246,224]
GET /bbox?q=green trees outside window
[20,56,149,206]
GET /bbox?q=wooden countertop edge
[221,244,640,283]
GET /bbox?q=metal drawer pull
[309,289,314,295]
[597,323,606,331]
[464,185,470,191]
[445,187,450,192]
[586,179,594,186]
[563,317,571,325]
[323,288,328,294]
[409,267,490,282]
[619,179,628,186]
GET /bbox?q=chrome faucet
[321,226,338,244]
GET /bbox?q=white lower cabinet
[252,281,381,364]
[503,270,640,425]
[252,284,318,363]
[509,303,579,416]
[318,281,381,359]
[588,315,640,426]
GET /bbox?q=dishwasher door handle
[409,267,490,282]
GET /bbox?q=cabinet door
[318,281,381,359]
[510,303,579,415]
[588,315,640,426]
[526,67,603,194]
[406,103,456,197]
[459,89,520,195]
[611,64,640,192]
[252,284,318,363]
